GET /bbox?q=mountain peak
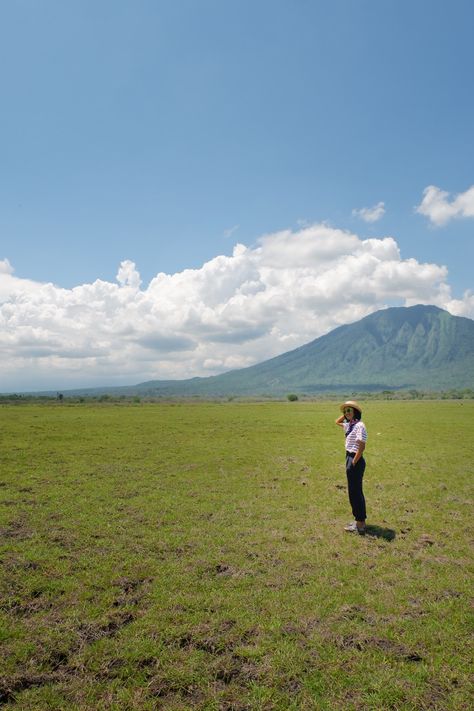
[133,304,474,396]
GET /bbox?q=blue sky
[1,0,473,390]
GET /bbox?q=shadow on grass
[365,524,396,542]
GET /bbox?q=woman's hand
[353,440,365,466]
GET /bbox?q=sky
[1,0,473,392]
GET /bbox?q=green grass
[0,401,473,710]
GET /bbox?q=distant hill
[67,304,473,397]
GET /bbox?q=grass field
[0,400,473,710]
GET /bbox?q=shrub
[287,393,299,402]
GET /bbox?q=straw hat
[339,400,362,414]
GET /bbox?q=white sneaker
[344,521,366,535]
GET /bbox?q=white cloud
[0,224,471,391]
[0,258,14,275]
[0,258,44,303]
[116,260,142,289]
[416,184,474,226]
[352,201,385,223]
[444,290,474,318]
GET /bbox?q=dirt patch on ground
[198,562,250,580]
[0,672,66,705]
[77,610,136,646]
[1,594,54,618]
[280,616,321,640]
[333,604,376,624]
[0,575,154,706]
[0,518,32,540]
[333,634,423,662]
[146,651,260,709]
[170,620,257,657]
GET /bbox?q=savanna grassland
[0,400,472,710]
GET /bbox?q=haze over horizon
[1,1,473,391]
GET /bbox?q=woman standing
[335,400,368,535]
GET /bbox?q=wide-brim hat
[340,400,362,414]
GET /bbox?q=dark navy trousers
[345,453,366,522]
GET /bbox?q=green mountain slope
[132,305,474,396]
[40,305,473,398]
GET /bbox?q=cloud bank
[1,224,472,390]
[352,202,385,223]
[416,184,474,226]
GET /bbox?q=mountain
[117,304,474,396]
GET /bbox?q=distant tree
[287,393,299,402]
[57,393,64,401]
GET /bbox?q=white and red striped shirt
[343,420,368,454]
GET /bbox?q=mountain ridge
[94,305,474,395]
[12,305,474,396]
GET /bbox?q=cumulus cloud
[444,290,474,318]
[116,259,142,289]
[0,258,44,303]
[352,202,385,223]
[416,184,474,226]
[0,225,471,391]
[0,258,13,274]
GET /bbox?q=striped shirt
[343,420,368,454]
